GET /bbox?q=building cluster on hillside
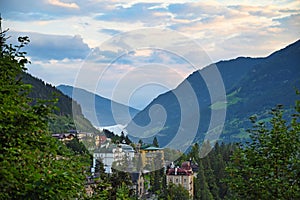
[52,131,197,198]
[92,142,197,198]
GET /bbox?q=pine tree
[226,103,300,199]
[166,183,191,200]
[195,161,214,200]
[202,155,220,200]
[153,136,159,147]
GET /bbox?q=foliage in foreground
[226,101,300,199]
[0,24,90,199]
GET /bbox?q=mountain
[22,73,99,133]
[57,85,140,127]
[126,39,300,148]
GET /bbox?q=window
[176,178,178,183]
[184,178,187,183]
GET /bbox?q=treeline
[22,72,79,116]
[189,142,236,199]
[21,72,99,134]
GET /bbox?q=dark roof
[52,133,75,139]
[130,172,140,184]
[167,168,193,176]
[166,161,193,176]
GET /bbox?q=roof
[167,168,193,176]
[120,144,134,152]
[181,161,191,170]
[166,161,193,176]
[52,133,75,139]
[130,172,141,183]
[94,144,120,153]
[141,146,163,151]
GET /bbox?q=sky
[1,0,300,110]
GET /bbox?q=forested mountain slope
[126,39,300,146]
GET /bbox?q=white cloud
[28,59,82,87]
[47,0,79,9]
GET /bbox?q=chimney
[175,167,177,175]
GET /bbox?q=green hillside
[22,73,99,133]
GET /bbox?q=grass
[210,88,242,110]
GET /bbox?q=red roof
[166,161,193,176]
[167,168,193,176]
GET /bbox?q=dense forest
[21,72,100,134]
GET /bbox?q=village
[52,130,199,199]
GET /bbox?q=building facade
[166,161,194,197]
[139,146,164,171]
[93,143,135,173]
[93,144,124,173]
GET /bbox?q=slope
[22,73,99,133]
[126,39,300,147]
[57,85,140,127]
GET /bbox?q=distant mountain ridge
[22,73,99,133]
[57,85,140,126]
[126,39,300,147]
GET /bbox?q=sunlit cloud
[48,0,79,9]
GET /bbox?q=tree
[116,182,134,200]
[138,139,143,145]
[153,136,159,147]
[65,136,89,154]
[226,103,300,199]
[110,167,133,199]
[0,20,89,199]
[165,183,191,200]
[194,161,214,200]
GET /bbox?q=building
[120,144,135,160]
[139,145,164,171]
[95,134,107,147]
[93,143,136,173]
[52,133,75,141]
[166,161,194,197]
[93,144,124,173]
[130,172,145,198]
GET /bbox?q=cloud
[4,11,56,21]
[1,0,82,21]
[28,59,81,87]
[94,3,171,25]
[10,31,91,61]
[47,0,79,9]
[99,28,123,35]
[4,0,300,109]
[273,13,300,34]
